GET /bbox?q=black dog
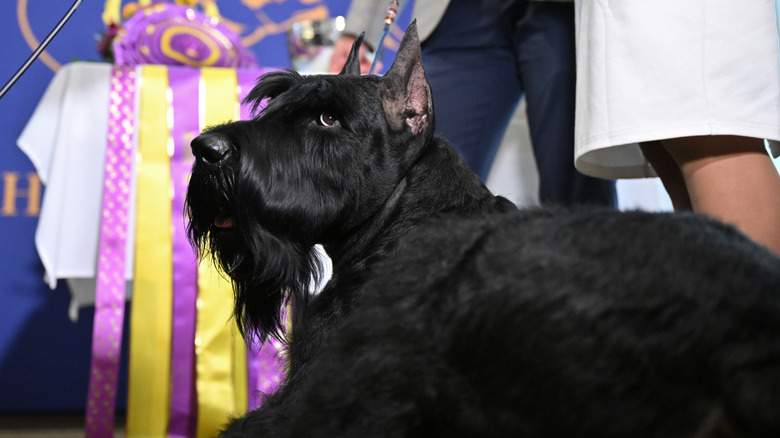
[186,22,780,437]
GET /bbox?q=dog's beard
[186,159,323,342]
[204,222,323,343]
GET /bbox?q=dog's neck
[323,136,513,275]
[324,176,410,273]
[287,137,514,381]
[284,133,513,361]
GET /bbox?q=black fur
[186,22,780,438]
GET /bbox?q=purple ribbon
[168,66,201,438]
[86,66,136,438]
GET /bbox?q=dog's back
[284,208,780,438]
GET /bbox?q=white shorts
[573,0,780,179]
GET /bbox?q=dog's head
[185,22,433,340]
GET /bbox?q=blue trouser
[420,0,616,207]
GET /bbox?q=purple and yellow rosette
[86,3,281,437]
[112,3,257,68]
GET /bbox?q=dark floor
[0,413,125,437]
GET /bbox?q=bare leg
[661,135,780,255]
[639,141,692,211]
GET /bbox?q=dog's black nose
[191,133,231,163]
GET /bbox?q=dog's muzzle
[191,132,232,164]
[190,132,235,229]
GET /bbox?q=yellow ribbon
[127,65,173,437]
[203,0,220,18]
[102,0,121,25]
[196,67,248,438]
[232,323,248,415]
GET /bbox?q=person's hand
[328,34,381,74]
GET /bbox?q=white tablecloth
[18,63,135,320]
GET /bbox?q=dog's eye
[318,112,338,127]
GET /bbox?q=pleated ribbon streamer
[89,64,282,437]
[168,66,201,438]
[85,65,136,438]
[196,67,248,438]
[127,64,173,437]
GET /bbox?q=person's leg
[514,1,616,207]
[421,0,523,181]
[662,135,780,254]
[639,141,692,211]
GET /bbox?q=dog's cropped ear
[381,20,433,136]
[340,32,365,76]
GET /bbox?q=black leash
[370,0,409,75]
[0,0,84,100]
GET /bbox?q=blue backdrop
[0,0,410,413]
